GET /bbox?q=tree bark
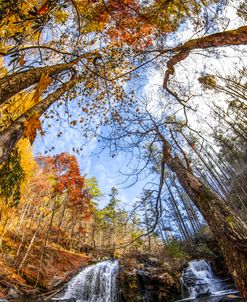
[163,26,247,88]
[0,58,81,104]
[0,76,78,164]
[159,134,247,300]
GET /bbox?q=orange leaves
[107,27,119,39]
[164,23,172,33]
[21,73,51,143]
[23,113,44,143]
[32,73,52,104]
[108,0,138,11]
[103,0,156,49]
[37,4,49,15]
[36,153,94,217]
[19,54,26,66]
[107,22,154,49]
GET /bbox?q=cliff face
[118,255,186,302]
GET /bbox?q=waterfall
[54,260,119,302]
[180,259,237,299]
[182,259,219,298]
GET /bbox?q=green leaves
[0,148,25,206]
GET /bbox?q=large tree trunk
[0,58,81,104]
[0,76,78,164]
[160,136,247,300]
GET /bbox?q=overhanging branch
[163,26,247,89]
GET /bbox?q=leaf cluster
[0,148,25,206]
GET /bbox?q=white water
[54,260,119,302]
[180,259,238,300]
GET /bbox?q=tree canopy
[0,0,246,163]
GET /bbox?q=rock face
[118,256,183,302]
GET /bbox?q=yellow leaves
[0,57,7,78]
[74,0,108,33]
[23,113,44,143]
[54,10,69,23]
[17,138,37,198]
[198,75,217,89]
[17,139,37,177]
[0,73,51,132]
[0,91,33,132]
[0,14,19,39]
[0,0,47,52]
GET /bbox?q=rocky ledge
[118,255,186,302]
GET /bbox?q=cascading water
[181,260,219,298]
[180,259,238,300]
[53,260,119,302]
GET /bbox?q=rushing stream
[178,259,242,302]
[53,260,119,302]
[3,259,243,302]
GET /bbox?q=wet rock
[7,288,18,298]
[137,255,160,267]
[50,276,64,288]
[119,265,181,302]
[196,292,211,298]
[53,299,76,302]
[159,272,176,287]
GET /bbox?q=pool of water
[176,292,243,302]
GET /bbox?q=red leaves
[104,0,155,49]
[36,153,91,211]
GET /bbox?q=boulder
[119,265,181,302]
[7,288,18,298]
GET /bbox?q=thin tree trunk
[159,133,247,299]
[35,201,57,287]
[174,181,199,234]
[55,198,68,244]
[166,180,192,244]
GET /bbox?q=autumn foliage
[0,142,98,291]
[36,153,93,219]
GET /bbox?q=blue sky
[33,120,148,208]
[33,3,243,209]
[33,56,164,209]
